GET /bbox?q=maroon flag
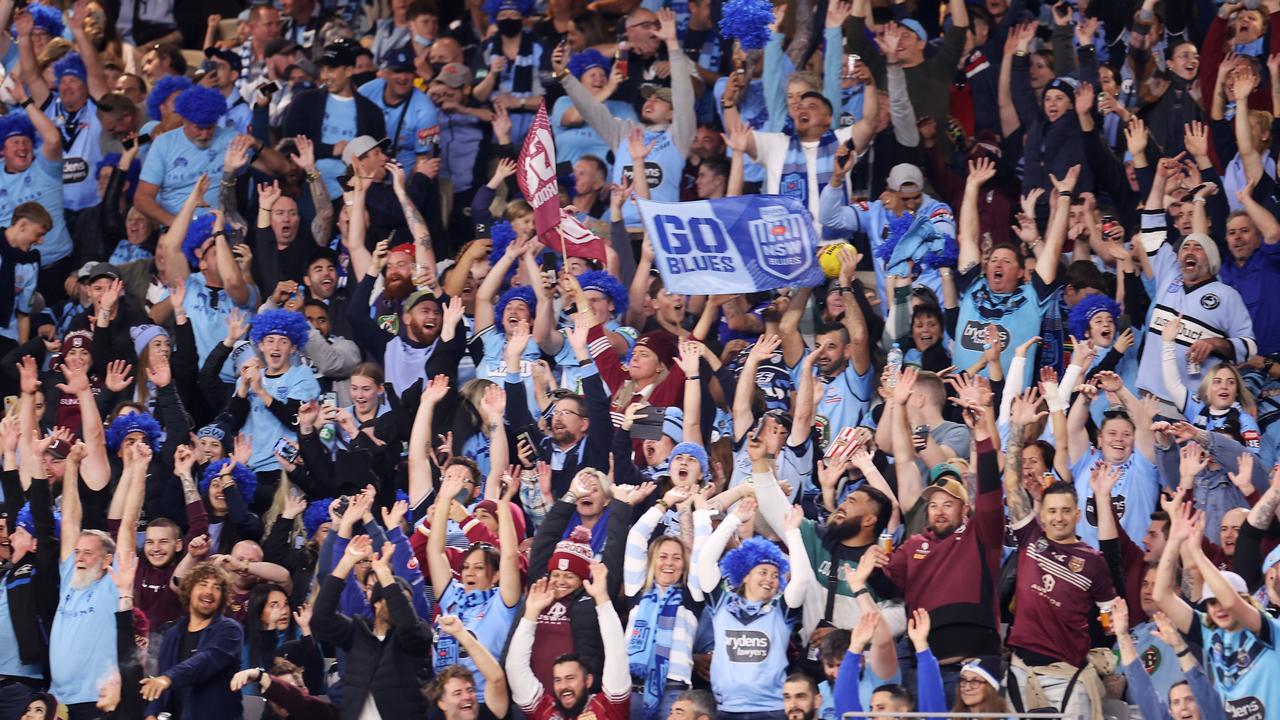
[516,101,562,247]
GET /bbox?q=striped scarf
[485,32,537,95]
[627,584,696,718]
[779,128,838,208]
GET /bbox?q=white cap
[886,163,924,192]
[1201,570,1249,602]
[341,135,390,166]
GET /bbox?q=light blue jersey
[183,273,259,366]
[139,125,238,216]
[0,257,37,341]
[709,593,796,713]
[44,95,104,212]
[246,363,321,471]
[1198,608,1280,719]
[471,324,546,418]
[953,270,1058,387]
[1071,448,1165,549]
[432,582,518,699]
[794,358,875,451]
[0,154,71,265]
[358,79,440,169]
[49,552,118,704]
[551,95,636,172]
[317,95,358,198]
[614,127,685,227]
[0,587,42,678]
[1124,621,1183,706]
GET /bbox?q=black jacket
[281,89,386,167]
[0,470,59,666]
[311,574,433,719]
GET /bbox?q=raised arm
[157,177,210,287]
[1152,495,1197,634]
[438,616,509,718]
[959,158,997,272]
[69,0,109,99]
[12,82,61,161]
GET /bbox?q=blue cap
[381,44,415,72]
[898,19,927,42]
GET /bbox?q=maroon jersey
[1008,516,1116,667]
[522,686,630,720]
[531,599,576,692]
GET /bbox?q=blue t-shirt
[317,95,358,198]
[43,95,104,212]
[954,270,1059,386]
[183,273,259,366]
[1123,621,1182,706]
[613,127,685,227]
[358,79,440,170]
[0,257,37,341]
[139,125,238,216]
[1071,448,1165,549]
[432,582,518,698]
[550,95,636,171]
[246,363,321,471]
[49,552,119,704]
[0,154,71,265]
[471,324,546,419]
[1198,609,1280,719]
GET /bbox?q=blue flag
[636,195,825,295]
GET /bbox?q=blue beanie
[15,502,59,538]
[250,309,311,349]
[719,536,789,591]
[54,53,87,83]
[304,498,333,537]
[199,459,258,500]
[1067,294,1121,342]
[576,270,628,317]
[495,286,537,325]
[146,75,192,122]
[482,0,534,22]
[104,411,163,452]
[173,85,227,127]
[130,324,169,357]
[181,212,216,268]
[567,49,610,80]
[669,442,708,476]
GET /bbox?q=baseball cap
[922,463,968,504]
[284,58,318,80]
[76,261,97,281]
[85,262,121,282]
[341,135,391,165]
[318,41,358,67]
[433,63,472,88]
[641,84,673,104]
[404,288,442,312]
[264,38,299,58]
[1201,570,1249,602]
[898,19,927,42]
[381,44,415,72]
[46,437,71,460]
[886,164,924,192]
[203,46,243,73]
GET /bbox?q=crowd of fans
[0,0,1279,719]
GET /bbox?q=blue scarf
[628,584,684,715]
[723,591,776,624]
[779,128,839,208]
[565,505,611,557]
[872,205,957,276]
[435,587,499,667]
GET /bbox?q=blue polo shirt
[139,125,237,216]
[1220,242,1280,356]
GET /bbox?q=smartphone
[321,392,338,408]
[273,437,301,463]
[3,395,16,417]
[260,81,280,95]
[516,424,544,462]
[333,495,351,518]
[630,406,667,441]
[540,252,558,274]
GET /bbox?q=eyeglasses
[957,678,987,688]
[628,20,660,30]
[552,408,584,418]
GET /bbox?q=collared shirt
[1221,242,1280,356]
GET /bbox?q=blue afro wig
[719,536,789,592]
[1068,294,1122,343]
[15,502,60,538]
[199,459,258,500]
[0,113,36,143]
[495,286,537,325]
[16,4,64,39]
[250,309,311,349]
[53,53,86,83]
[304,498,333,537]
[482,0,535,22]
[105,411,163,452]
[173,85,226,127]
[487,221,517,265]
[567,49,610,80]
[719,0,774,50]
[181,212,217,268]
[146,75,192,122]
[576,270,628,317]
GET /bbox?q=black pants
[65,701,106,720]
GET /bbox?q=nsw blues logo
[749,205,810,282]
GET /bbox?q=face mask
[497,18,523,37]
[429,62,447,75]
[414,34,433,47]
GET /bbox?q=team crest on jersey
[1068,557,1085,573]
[1201,293,1220,310]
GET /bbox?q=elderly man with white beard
[49,439,147,720]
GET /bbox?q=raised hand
[524,577,556,618]
[906,608,931,651]
[291,135,317,173]
[16,355,41,395]
[1010,387,1047,426]
[967,157,997,188]
[257,179,283,211]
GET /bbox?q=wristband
[686,375,701,380]
[1175,647,1191,658]
[851,587,869,598]
[17,98,32,108]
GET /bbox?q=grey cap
[85,262,121,282]
[341,135,391,165]
[886,163,924,192]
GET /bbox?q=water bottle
[886,343,903,388]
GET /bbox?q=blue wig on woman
[719,536,789,592]
[105,411,163,452]
[576,270,628,317]
[17,4,63,39]
[173,86,226,127]
[146,75,192,122]
[718,0,774,50]
[250,309,311,349]
[181,212,217,268]
[495,286,537,325]
[1068,294,1122,342]
[567,49,611,80]
[0,113,36,143]
[482,0,535,22]
[199,459,258,500]
[304,498,334,537]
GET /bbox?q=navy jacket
[147,614,245,720]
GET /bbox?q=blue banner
[636,195,826,295]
